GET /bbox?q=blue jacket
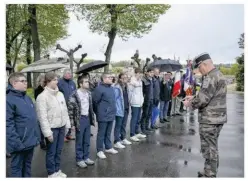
[6,86,40,153]
[92,83,116,122]
[113,84,124,117]
[58,78,76,102]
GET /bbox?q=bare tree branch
[72,44,82,53]
[56,44,70,54]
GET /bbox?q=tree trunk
[28,4,40,88]
[26,30,32,88]
[69,53,74,78]
[104,5,117,73]
[6,7,12,69]
[12,36,25,72]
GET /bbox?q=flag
[172,71,181,98]
[184,67,193,96]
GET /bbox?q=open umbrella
[148,59,182,72]
[76,60,108,74]
[21,58,68,73]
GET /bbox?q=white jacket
[36,87,71,137]
[128,76,144,107]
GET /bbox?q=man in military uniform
[183,53,227,178]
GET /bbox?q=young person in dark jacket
[92,73,118,159]
[34,75,47,150]
[67,74,95,168]
[58,68,76,141]
[159,73,172,123]
[140,68,154,135]
[151,68,160,129]
[6,73,40,177]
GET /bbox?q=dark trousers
[141,100,153,131]
[96,121,113,152]
[130,107,142,137]
[121,109,129,140]
[114,116,124,143]
[10,148,34,177]
[167,100,172,116]
[76,116,91,162]
[46,126,65,175]
[160,101,169,119]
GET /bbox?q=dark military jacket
[191,68,227,124]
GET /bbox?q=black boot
[160,119,165,123]
[164,118,170,122]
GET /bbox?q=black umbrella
[148,59,182,72]
[6,63,13,70]
[76,60,108,74]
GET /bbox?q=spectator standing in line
[36,72,71,178]
[58,69,76,141]
[92,73,118,159]
[6,73,40,177]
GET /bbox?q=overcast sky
[50,4,244,64]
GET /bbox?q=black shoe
[197,171,205,177]
[141,131,150,135]
[160,119,166,123]
[91,133,93,137]
[146,128,154,132]
[176,113,183,116]
[151,125,158,129]
[164,118,170,122]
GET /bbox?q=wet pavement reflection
[6,93,244,177]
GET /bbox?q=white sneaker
[121,139,132,145]
[48,172,60,178]
[136,133,147,139]
[97,151,107,159]
[57,170,67,178]
[130,136,140,142]
[77,161,87,168]
[114,142,126,149]
[105,148,118,154]
[84,158,95,165]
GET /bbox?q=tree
[72,4,171,72]
[28,4,41,87]
[56,44,82,77]
[236,33,244,91]
[230,63,239,75]
[6,4,70,71]
[6,5,28,70]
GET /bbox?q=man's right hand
[47,136,53,143]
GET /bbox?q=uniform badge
[202,77,210,89]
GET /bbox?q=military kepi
[193,53,211,68]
